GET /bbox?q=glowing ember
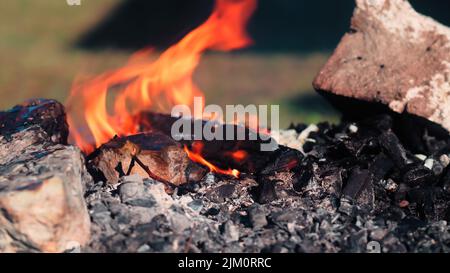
[66,0,257,154]
[184,142,240,178]
[226,150,248,162]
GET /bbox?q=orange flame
[184,142,240,178]
[66,0,258,154]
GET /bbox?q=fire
[184,142,240,178]
[66,0,257,176]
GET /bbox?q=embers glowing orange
[184,142,240,178]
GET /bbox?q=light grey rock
[0,127,91,253]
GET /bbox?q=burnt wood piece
[369,153,394,183]
[252,177,278,204]
[313,0,450,133]
[136,111,278,174]
[378,130,409,169]
[402,163,434,187]
[0,99,69,144]
[0,127,90,253]
[87,132,207,185]
[342,167,372,201]
[260,147,303,175]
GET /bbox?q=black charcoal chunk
[369,154,395,182]
[379,130,409,169]
[254,178,277,204]
[260,147,303,175]
[402,164,434,187]
[292,165,313,192]
[342,167,372,201]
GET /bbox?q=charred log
[87,132,208,186]
[0,99,69,144]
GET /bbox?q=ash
[84,115,450,253]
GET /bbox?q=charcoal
[355,180,375,211]
[402,164,434,187]
[0,99,68,144]
[394,183,410,204]
[313,164,344,199]
[3,98,449,252]
[260,147,303,175]
[342,167,372,201]
[369,154,394,182]
[408,188,436,220]
[253,178,278,204]
[302,141,315,153]
[292,166,313,192]
[379,130,409,169]
[358,114,393,134]
[442,169,450,195]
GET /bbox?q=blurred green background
[1,0,449,127]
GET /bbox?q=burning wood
[87,112,280,185]
[87,132,207,186]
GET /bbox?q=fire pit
[1,0,450,253]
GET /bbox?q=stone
[313,0,450,132]
[0,127,91,253]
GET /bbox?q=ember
[184,142,241,178]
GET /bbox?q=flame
[66,0,258,154]
[184,142,240,178]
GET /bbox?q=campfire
[1,0,450,253]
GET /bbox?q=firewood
[87,132,208,185]
[136,111,277,173]
[0,99,69,144]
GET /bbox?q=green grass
[0,0,339,128]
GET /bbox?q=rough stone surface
[313,0,450,131]
[0,127,91,253]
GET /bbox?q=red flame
[184,142,240,178]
